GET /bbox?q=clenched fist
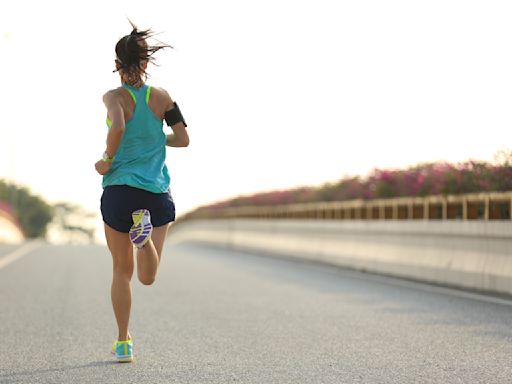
[95,160,112,175]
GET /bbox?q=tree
[0,180,53,238]
[48,202,97,244]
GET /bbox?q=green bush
[0,180,54,238]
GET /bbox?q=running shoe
[111,334,132,354]
[129,209,153,248]
[115,339,133,363]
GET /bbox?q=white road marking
[0,242,41,270]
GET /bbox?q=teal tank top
[102,84,170,193]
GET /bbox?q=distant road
[1,241,512,383]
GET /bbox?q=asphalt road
[1,240,512,383]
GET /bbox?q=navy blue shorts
[100,185,176,233]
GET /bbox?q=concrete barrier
[168,219,512,296]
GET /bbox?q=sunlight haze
[1,0,511,242]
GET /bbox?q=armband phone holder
[164,102,187,127]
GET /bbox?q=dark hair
[114,20,171,80]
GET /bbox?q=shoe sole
[117,357,133,363]
[130,209,153,248]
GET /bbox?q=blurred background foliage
[201,149,512,211]
[2,149,512,239]
[0,180,96,242]
[0,180,53,238]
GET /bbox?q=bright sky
[1,1,511,242]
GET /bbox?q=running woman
[95,21,189,363]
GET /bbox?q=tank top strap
[122,84,151,105]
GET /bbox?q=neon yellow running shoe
[111,335,132,355]
[115,339,133,363]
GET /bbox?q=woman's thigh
[105,224,134,272]
[151,224,170,261]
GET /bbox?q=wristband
[102,151,114,163]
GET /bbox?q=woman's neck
[123,79,144,88]
[120,73,144,88]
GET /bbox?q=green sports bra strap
[125,88,136,104]
[145,86,151,104]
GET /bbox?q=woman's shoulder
[149,85,171,98]
[148,85,174,108]
[102,87,126,103]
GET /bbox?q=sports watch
[102,151,114,163]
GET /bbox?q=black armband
[164,102,187,127]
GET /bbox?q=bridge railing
[182,191,512,221]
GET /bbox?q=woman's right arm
[95,90,126,175]
[103,90,126,158]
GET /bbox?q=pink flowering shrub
[202,160,512,210]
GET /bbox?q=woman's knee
[138,277,155,286]
[114,263,134,279]
[138,272,155,286]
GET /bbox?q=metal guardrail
[183,191,512,221]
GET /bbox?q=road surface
[1,241,512,383]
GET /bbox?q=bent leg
[105,224,134,341]
[137,224,170,285]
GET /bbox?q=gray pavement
[1,241,512,383]
[0,245,19,259]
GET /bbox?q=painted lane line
[0,242,41,270]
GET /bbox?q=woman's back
[114,84,173,122]
[102,84,173,193]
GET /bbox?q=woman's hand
[95,160,112,175]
